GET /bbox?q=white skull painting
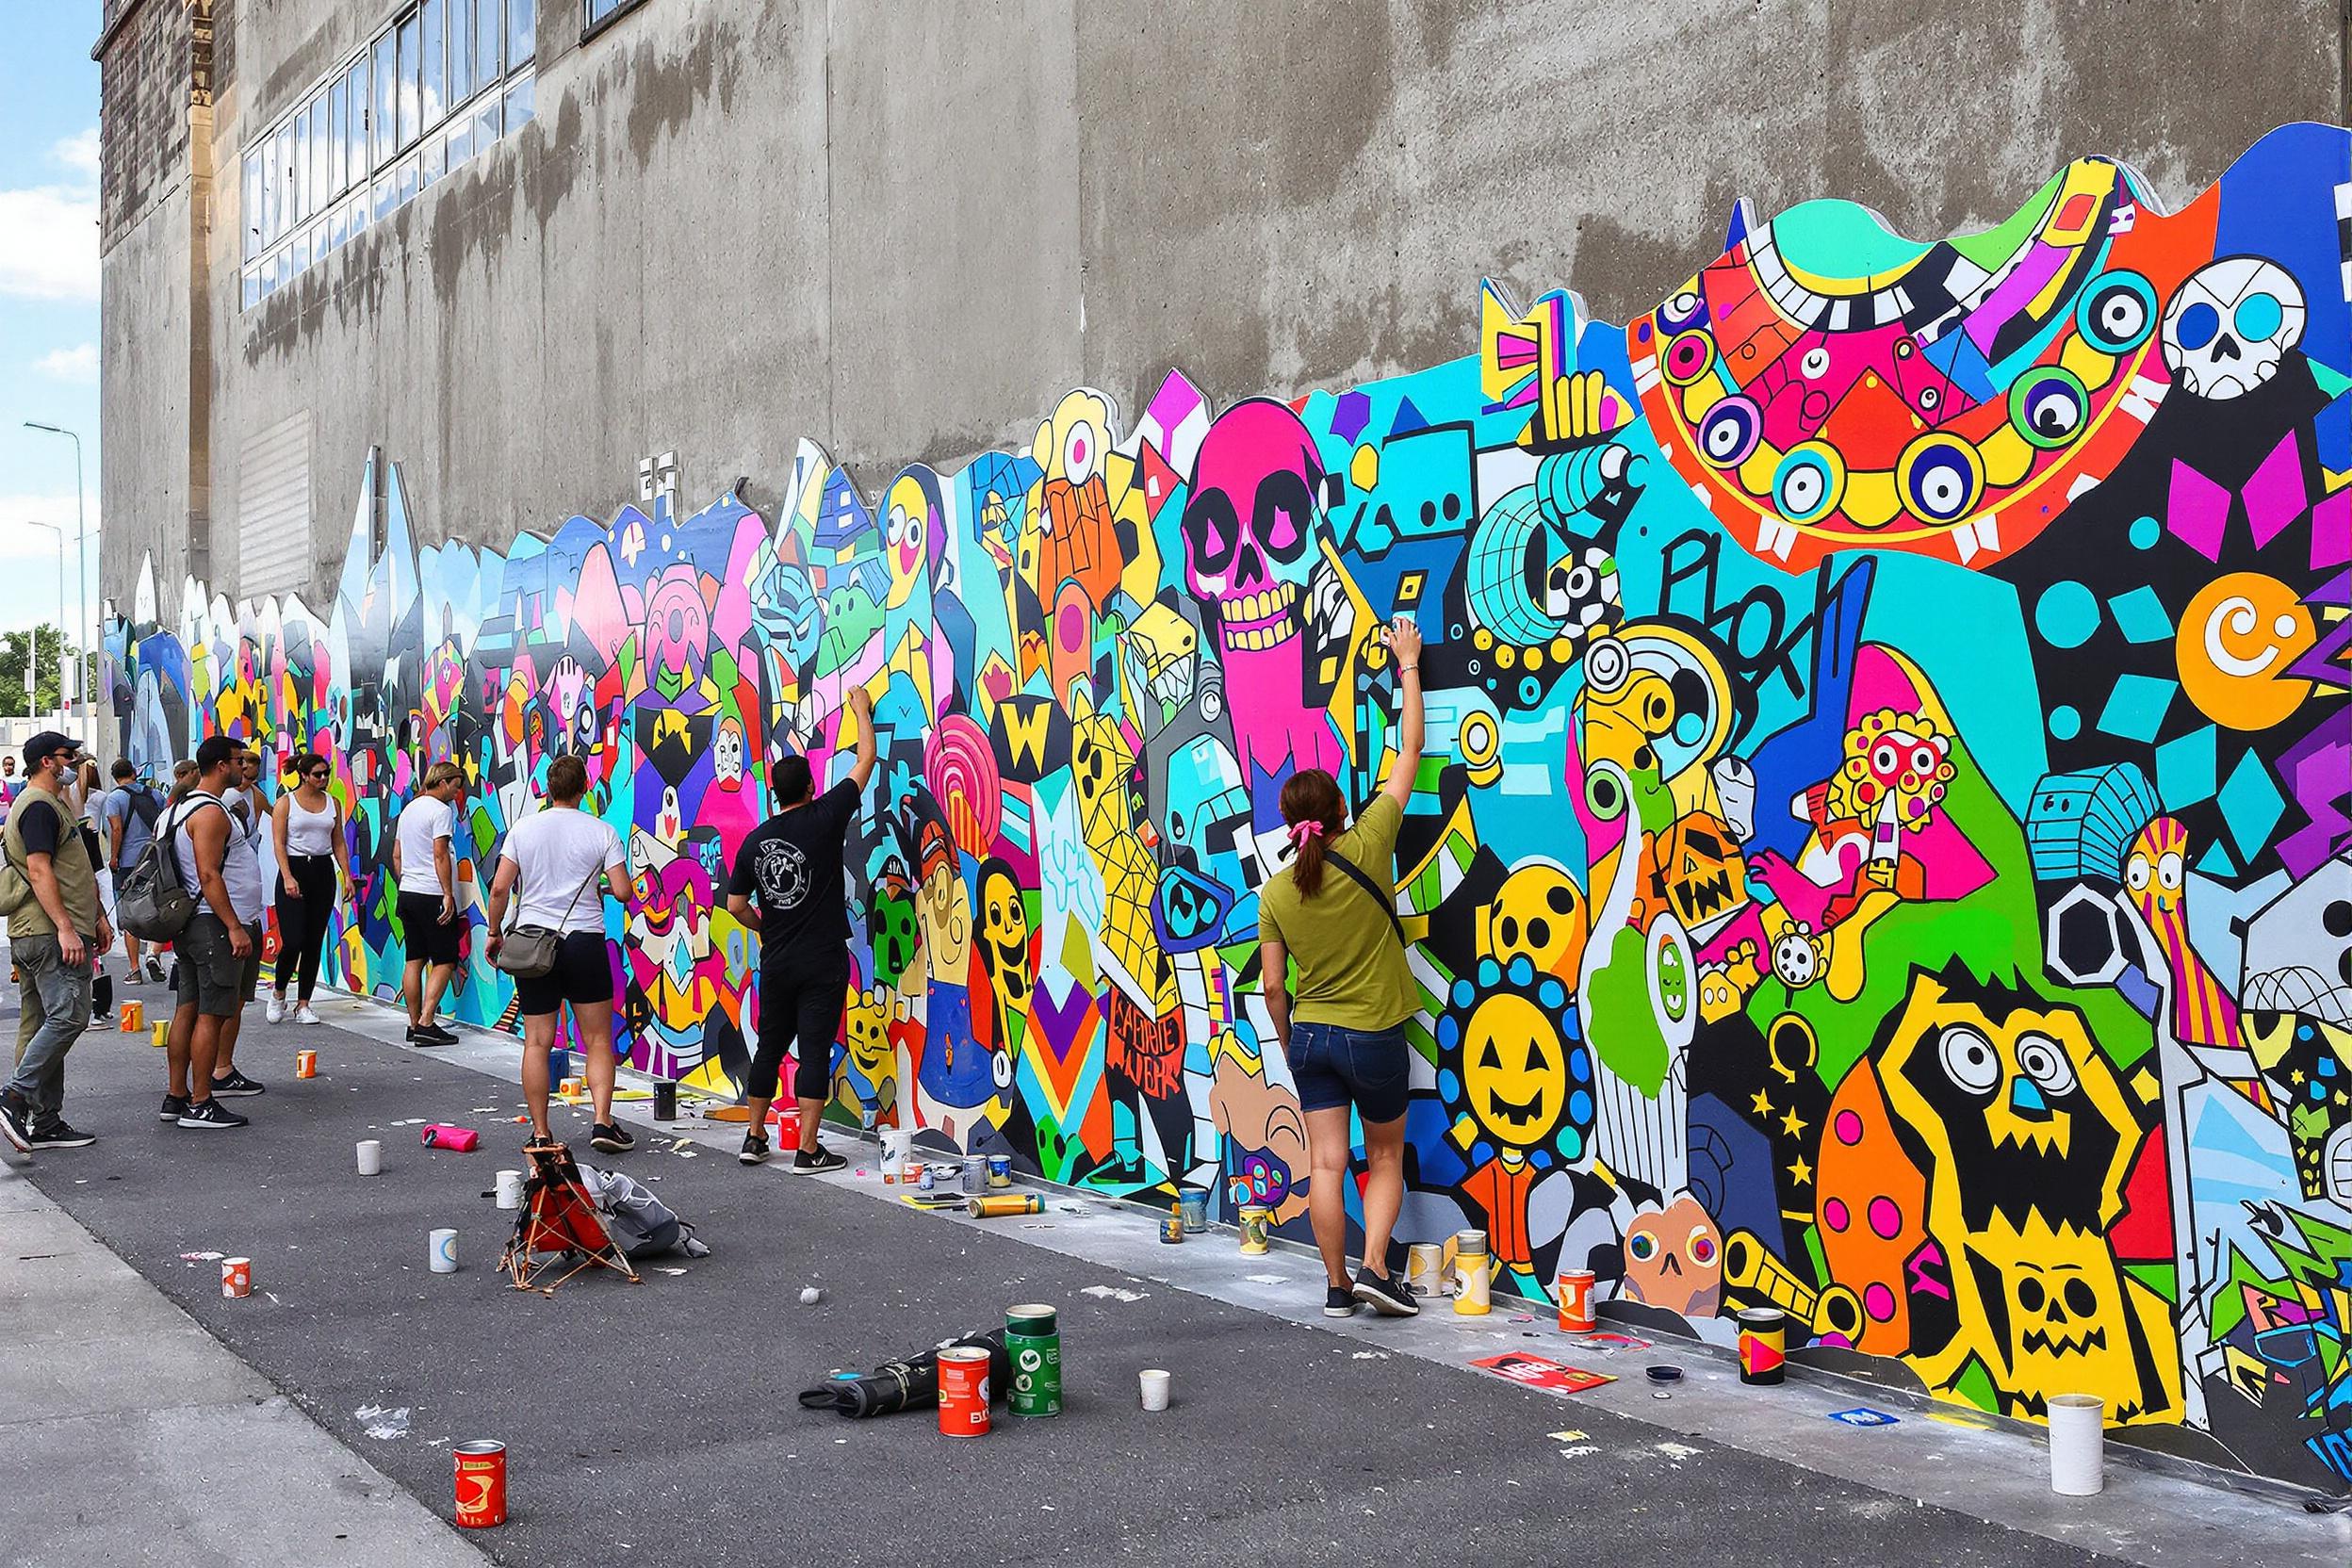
[2160,256,2306,400]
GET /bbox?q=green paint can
[1005,1302,1061,1418]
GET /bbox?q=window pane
[508,0,534,68]
[325,82,345,196]
[421,0,446,127]
[476,0,501,86]
[373,32,398,166]
[243,266,259,310]
[344,60,366,182]
[310,99,329,214]
[270,124,291,239]
[295,113,311,220]
[446,118,473,169]
[398,15,420,147]
[503,72,533,130]
[477,96,500,149]
[449,0,473,104]
[241,153,260,259]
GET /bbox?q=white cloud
[0,186,99,302]
[52,129,100,182]
[34,344,97,384]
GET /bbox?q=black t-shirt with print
[15,798,96,874]
[727,779,859,975]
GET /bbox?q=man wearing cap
[1,732,112,1151]
[161,734,267,1128]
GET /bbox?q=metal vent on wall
[237,411,314,599]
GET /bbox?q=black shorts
[750,965,848,1101]
[515,930,614,1017]
[396,890,464,966]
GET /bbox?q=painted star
[1780,1108,1807,1138]
[1787,1156,1813,1186]
[1751,1088,1774,1118]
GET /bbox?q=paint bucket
[494,1169,525,1210]
[453,1440,508,1528]
[1160,1207,1186,1244]
[295,1049,318,1080]
[1738,1307,1788,1385]
[960,1160,988,1197]
[651,1081,678,1120]
[1405,1242,1447,1298]
[903,1154,928,1186]
[1453,1230,1491,1315]
[1557,1267,1597,1332]
[547,1048,572,1085]
[1006,1303,1061,1418]
[151,1021,170,1049]
[119,1001,143,1031]
[430,1229,459,1274]
[881,1128,912,1180]
[987,1153,1012,1189]
[1138,1368,1171,1412]
[1177,1187,1209,1233]
[1238,1205,1271,1255]
[969,1193,1043,1218]
[220,1258,251,1298]
[558,1077,584,1101]
[356,1139,384,1176]
[421,1123,480,1152]
[937,1345,991,1437]
[2048,1394,2104,1495]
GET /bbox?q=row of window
[238,0,539,309]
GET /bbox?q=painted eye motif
[1626,1231,1658,1263]
[2125,855,2151,892]
[2157,851,2183,890]
[1801,346,1832,379]
[1064,420,1098,486]
[1687,1229,1719,1266]
[1938,1026,2001,1094]
[2016,1034,2077,1097]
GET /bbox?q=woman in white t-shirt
[485,753,631,1155]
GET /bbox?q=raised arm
[845,684,879,792]
[1380,616,1426,813]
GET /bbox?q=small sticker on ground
[1827,1407,1901,1428]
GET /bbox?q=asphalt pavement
[4,962,2343,1566]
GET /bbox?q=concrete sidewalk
[0,1164,486,1568]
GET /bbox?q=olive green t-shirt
[1256,793,1414,1031]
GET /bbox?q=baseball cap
[21,730,83,768]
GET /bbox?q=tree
[0,625,90,720]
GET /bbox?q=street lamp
[22,520,67,727]
[24,421,89,749]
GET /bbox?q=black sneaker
[0,1091,31,1152]
[1352,1266,1421,1317]
[176,1099,250,1130]
[1323,1286,1360,1318]
[208,1070,266,1097]
[145,957,167,984]
[158,1093,189,1122]
[408,1023,457,1047]
[739,1133,771,1166]
[791,1145,848,1173]
[27,1120,96,1149]
[589,1122,635,1152]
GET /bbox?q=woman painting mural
[1256,615,1427,1319]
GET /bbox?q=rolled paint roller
[421,1123,480,1152]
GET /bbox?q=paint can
[1557,1267,1597,1332]
[1138,1368,1171,1412]
[453,1440,508,1528]
[1406,1242,1447,1298]
[959,1160,988,1197]
[937,1345,992,1437]
[1737,1306,1787,1385]
[903,1154,928,1186]
[151,1021,170,1049]
[220,1257,252,1298]
[494,1169,525,1210]
[295,1049,318,1080]
[558,1076,584,1101]
[2049,1394,2104,1495]
[1005,1303,1061,1417]
[1453,1230,1491,1315]
[987,1153,1012,1189]
[119,1000,143,1031]
[1238,1205,1271,1254]
[430,1229,459,1274]
[651,1081,678,1120]
[547,1048,572,1084]
[355,1139,384,1176]
[969,1193,1043,1217]
[881,1128,913,1180]
[1177,1187,1209,1233]
[1160,1206,1186,1244]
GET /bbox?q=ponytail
[1280,770,1347,900]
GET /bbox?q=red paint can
[937,1345,991,1437]
[453,1440,508,1528]
[1556,1267,1596,1332]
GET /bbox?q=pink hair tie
[1287,820,1325,847]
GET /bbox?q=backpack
[578,1163,709,1260]
[0,836,28,920]
[117,795,222,943]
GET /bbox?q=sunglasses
[305,769,331,780]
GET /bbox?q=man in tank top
[161,736,268,1129]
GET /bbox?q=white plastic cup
[356,1139,384,1176]
[1138,1368,1171,1412]
[430,1228,459,1274]
[494,1169,524,1210]
[2048,1393,2104,1495]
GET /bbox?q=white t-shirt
[499,807,626,934]
[397,794,457,895]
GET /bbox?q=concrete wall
[98,0,2346,611]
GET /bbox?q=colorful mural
[106,125,2351,1486]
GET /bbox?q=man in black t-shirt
[725,686,877,1170]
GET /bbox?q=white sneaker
[295,1004,322,1025]
[264,995,286,1024]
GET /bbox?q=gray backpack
[117,795,221,942]
[580,1164,709,1260]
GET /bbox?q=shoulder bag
[495,855,603,980]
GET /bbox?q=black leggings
[273,854,336,1000]
[750,966,848,1102]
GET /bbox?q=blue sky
[0,3,102,645]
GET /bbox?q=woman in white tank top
[267,752,351,1024]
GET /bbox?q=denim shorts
[1287,1021,1410,1124]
